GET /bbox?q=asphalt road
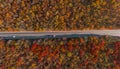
[0,30,119,39]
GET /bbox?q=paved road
[0,30,119,39]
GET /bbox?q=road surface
[0,30,119,39]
